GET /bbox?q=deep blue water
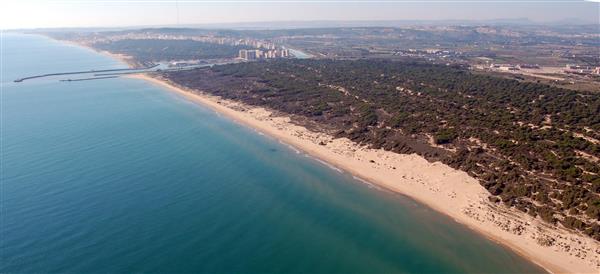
[1,34,546,273]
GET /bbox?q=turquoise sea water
[1,34,546,273]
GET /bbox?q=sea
[1,33,546,273]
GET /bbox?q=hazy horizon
[2,0,598,30]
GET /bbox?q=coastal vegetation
[162,59,600,240]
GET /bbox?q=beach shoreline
[61,37,598,273]
[127,72,598,274]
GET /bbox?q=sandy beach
[127,71,599,274]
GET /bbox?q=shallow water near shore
[1,33,546,273]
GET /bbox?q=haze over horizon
[2,0,598,29]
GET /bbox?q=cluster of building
[238,49,290,60]
[487,63,600,76]
[393,48,462,59]
[80,32,287,57]
[489,63,520,71]
[564,64,600,75]
[489,63,541,71]
[88,32,281,49]
[236,40,277,50]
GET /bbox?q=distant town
[486,63,600,75]
[238,48,290,60]
[43,25,599,92]
[62,30,294,63]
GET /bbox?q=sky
[1,0,598,29]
